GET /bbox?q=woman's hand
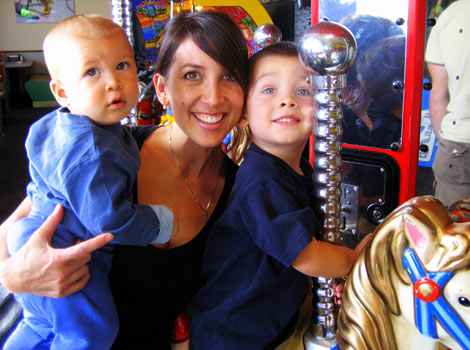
[0,203,113,297]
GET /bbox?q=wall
[0,0,112,52]
[0,1,111,90]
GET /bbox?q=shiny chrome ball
[254,23,282,49]
[299,21,357,75]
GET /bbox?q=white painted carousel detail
[337,195,470,350]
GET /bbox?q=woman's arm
[0,199,113,297]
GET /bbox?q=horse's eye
[458,296,470,307]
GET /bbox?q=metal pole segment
[299,21,356,350]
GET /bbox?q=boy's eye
[297,88,310,96]
[86,68,99,77]
[184,71,200,80]
[117,62,129,70]
[262,87,275,94]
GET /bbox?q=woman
[0,10,248,348]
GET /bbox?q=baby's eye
[86,68,99,77]
[184,71,200,80]
[296,88,310,96]
[117,62,129,70]
[262,87,275,94]
[222,73,236,81]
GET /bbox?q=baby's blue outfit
[6,108,173,350]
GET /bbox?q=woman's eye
[262,88,275,94]
[86,68,99,77]
[184,71,199,80]
[117,62,129,70]
[222,73,236,81]
[297,88,310,96]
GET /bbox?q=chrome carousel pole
[111,0,137,126]
[298,21,357,350]
[253,23,283,49]
[111,0,134,47]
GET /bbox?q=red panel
[309,0,428,205]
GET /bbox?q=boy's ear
[154,73,169,107]
[49,80,69,107]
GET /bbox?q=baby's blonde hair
[43,14,129,79]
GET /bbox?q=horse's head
[337,196,470,350]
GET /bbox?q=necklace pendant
[168,123,219,225]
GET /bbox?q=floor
[0,106,435,224]
[0,106,55,222]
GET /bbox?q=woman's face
[155,38,245,149]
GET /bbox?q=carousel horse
[337,195,470,350]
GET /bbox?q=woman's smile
[193,112,225,124]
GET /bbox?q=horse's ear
[404,218,435,264]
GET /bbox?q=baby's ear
[49,80,69,107]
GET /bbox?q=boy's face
[244,55,315,155]
[51,32,138,125]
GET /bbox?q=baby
[6,14,173,349]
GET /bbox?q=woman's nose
[201,81,224,105]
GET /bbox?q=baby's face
[57,32,138,125]
[245,55,315,154]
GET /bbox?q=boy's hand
[334,279,345,305]
[354,233,373,257]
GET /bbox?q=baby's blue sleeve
[61,156,173,245]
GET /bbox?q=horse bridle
[402,248,470,349]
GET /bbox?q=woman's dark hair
[247,41,299,86]
[155,10,249,92]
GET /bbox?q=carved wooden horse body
[337,196,470,350]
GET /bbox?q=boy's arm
[292,234,371,278]
[0,200,113,297]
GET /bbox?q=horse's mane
[337,196,470,350]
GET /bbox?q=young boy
[188,42,370,349]
[5,15,173,349]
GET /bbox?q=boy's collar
[247,142,312,177]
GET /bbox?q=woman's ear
[238,109,249,128]
[154,73,169,107]
[49,80,69,107]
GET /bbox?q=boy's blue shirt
[189,142,320,350]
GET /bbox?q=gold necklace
[168,124,220,222]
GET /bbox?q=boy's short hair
[43,14,129,79]
[247,41,299,86]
